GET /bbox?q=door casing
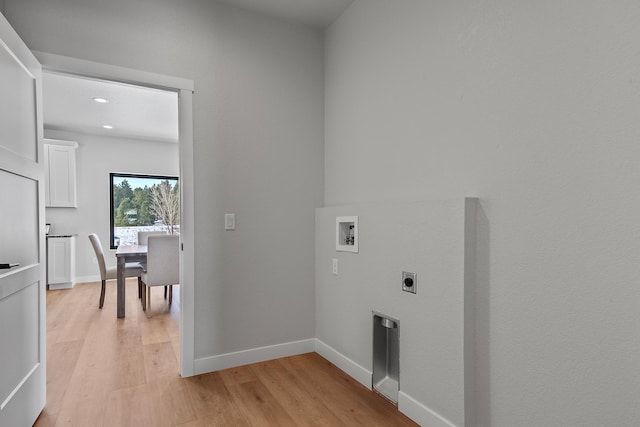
[34,51,196,377]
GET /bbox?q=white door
[0,12,46,427]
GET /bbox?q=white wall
[44,130,179,281]
[5,0,323,362]
[316,199,477,427]
[325,1,640,426]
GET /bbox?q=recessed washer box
[336,216,358,253]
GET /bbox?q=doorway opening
[38,52,195,377]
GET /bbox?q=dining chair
[137,230,167,245]
[140,234,179,317]
[137,230,168,297]
[88,233,144,309]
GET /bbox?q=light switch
[225,213,236,230]
[332,258,338,275]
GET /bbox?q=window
[109,173,179,249]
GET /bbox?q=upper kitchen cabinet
[44,138,78,207]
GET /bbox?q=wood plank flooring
[35,279,417,426]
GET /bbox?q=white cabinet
[47,235,76,289]
[44,139,78,207]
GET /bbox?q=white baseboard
[314,339,372,389]
[75,275,144,284]
[399,391,456,427]
[48,281,75,290]
[314,340,456,427]
[73,275,100,284]
[193,338,316,375]
[188,337,456,427]
[192,338,372,393]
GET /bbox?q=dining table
[115,244,147,318]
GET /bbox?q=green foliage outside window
[112,179,179,228]
[109,173,179,248]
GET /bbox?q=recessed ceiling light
[93,97,109,103]
[102,125,114,129]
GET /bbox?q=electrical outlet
[332,258,338,275]
[402,271,417,294]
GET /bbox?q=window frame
[109,172,179,249]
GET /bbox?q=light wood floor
[35,279,417,426]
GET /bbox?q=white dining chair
[88,233,144,309]
[137,230,167,245]
[137,230,168,296]
[140,234,179,317]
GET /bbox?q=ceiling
[42,1,354,143]
[43,72,179,143]
[217,0,354,28]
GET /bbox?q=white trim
[73,275,100,284]
[0,13,40,77]
[33,51,193,92]
[463,197,477,427]
[398,391,457,427]
[43,138,78,148]
[314,339,372,389]
[178,89,195,377]
[34,52,196,378]
[313,339,457,427]
[47,282,74,290]
[193,339,316,375]
[74,276,144,285]
[191,338,456,427]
